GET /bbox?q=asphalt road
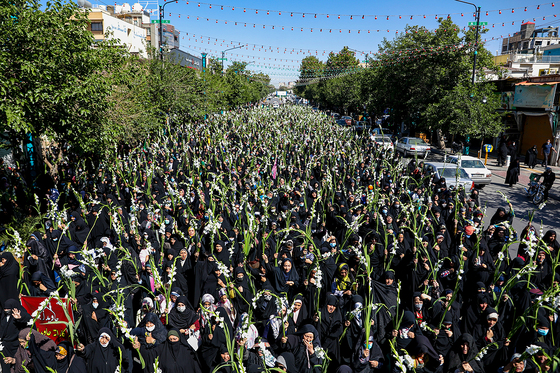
[423,151,559,259]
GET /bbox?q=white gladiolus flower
[526,345,541,355]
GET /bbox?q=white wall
[103,14,147,57]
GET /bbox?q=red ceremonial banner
[20,296,74,344]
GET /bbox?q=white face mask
[177,306,186,313]
[146,325,155,332]
[100,341,109,348]
[92,303,99,309]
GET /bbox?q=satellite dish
[132,3,142,11]
[122,3,131,12]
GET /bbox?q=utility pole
[455,0,482,155]
[455,0,481,85]
[159,0,178,62]
[220,45,246,75]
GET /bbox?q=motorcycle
[525,180,545,204]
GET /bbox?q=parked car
[371,127,391,135]
[447,155,492,187]
[423,162,475,191]
[395,137,431,158]
[352,121,371,133]
[331,112,340,120]
[372,135,394,151]
[340,116,353,126]
[336,119,347,126]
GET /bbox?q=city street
[425,150,559,259]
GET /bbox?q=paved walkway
[434,147,560,200]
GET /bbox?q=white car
[372,135,394,151]
[447,155,492,186]
[395,137,431,158]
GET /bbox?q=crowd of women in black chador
[0,106,558,373]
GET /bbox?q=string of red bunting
[167,12,560,36]
[156,1,556,21]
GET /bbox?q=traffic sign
[483,144,493,152]
[151,20,170,23]
[217,58,228,61]
[468,21,488,26]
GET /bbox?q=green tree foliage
[0,0,271,167]
[0,0,124,154]
[296,19,504,138]
[325,46,360,75]
[425,82,504,143]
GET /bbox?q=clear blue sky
[90,0,559,85]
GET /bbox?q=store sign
[513,84,557,109]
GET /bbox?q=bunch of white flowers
[216,261,230,277]
[166,261,177,286]
[403,354,415,370]
[313,267,323,289]
[351,246,367,266]
[526,344,541,355]
[59,265,76,279]
[474,344,491,361]
[314,346,327,360]
[11,230,26,259]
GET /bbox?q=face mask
[382,209,387,214]
[264,294,272,301]
[537,328,549,336]
[236,277,244,283]
[100,341,109,348]
[177,306,186,313]
[414,303,423,311]
[4,310,12,316]
[92,303,99,309]
[53,238,58,242]
[330,242,336,248]
[364,342,373,349]
[165,219,170,224]
[300,203,304,207]
[146,325,155,332]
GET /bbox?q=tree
[367,18,497,133]
[0,0,125,160]
[325,46,360,75]
[425,81,504,148]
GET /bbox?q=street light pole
[220,44,246,75]
[159,0,178,62]
[455,0,481,155]
[347,48,369,68]
[455,0,481,85]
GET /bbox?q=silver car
[395,137,431,158]
[423,162,475,191]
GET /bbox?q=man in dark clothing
[537,167,556,201]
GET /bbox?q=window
[439,168,469,179]
[409,138,427,145]
[460,160,485,169]
[91,22,103,31]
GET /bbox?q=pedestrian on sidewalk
[497,138,508,167]
[525,145,538,169]
[505,160,520,187]
[541,139,557,167]
[508,141,518,162]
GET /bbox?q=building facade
[501,22,560,54]
[87,4,148,57]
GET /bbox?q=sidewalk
[434,147,560,200]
